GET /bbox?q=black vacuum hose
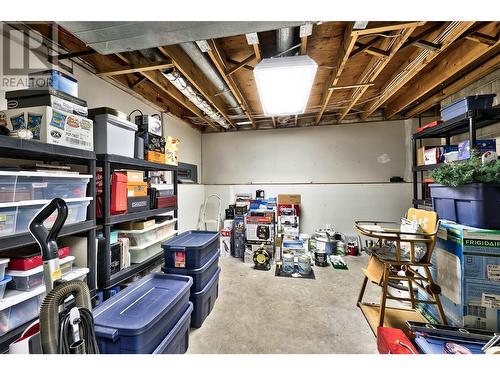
[58,307,99,354]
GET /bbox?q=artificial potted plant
[429,151,500,229]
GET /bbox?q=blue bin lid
[0,275,12,286]
[162,230,219,251]
[93,273,192,338]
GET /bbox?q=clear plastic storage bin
[0,172,92,203]
[0,276,11,300]
[0,258,9,280]
[118,219,177,247]
[14,198,91,234]
[6,256,74,291]
[0,205,17,237]
[0,287,44,336]
[129,241,163,264]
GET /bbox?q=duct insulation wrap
[163,70,229,129]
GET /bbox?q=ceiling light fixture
[236,121,252,125]
[253,55,318,117]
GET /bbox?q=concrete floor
[188,254,380,354]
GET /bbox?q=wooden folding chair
[355,208,447,335]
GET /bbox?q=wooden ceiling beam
[329,83,374,90]
[385,22,500,119]
[226,53,256,76]
[351,22,425,36]
[253,43,262,62]
[158,45,235,128]
[338,23,423,122]
[117,52,218,130]
[226,58,254,71]
[404,52,500,118]
[465,31,499,46]
[315,22,357,124]
[206,39,257,129]
[401,22,445,49]
[360,21,474,120]
[97,60,174,76]
[354,42,390,58]
[272,117,277,128]
[300,35,308,55]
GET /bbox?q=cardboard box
[125,170,144,183]
[165,136,180,166]
[245,215,274,242]
[119,219,155,231]
[145,150,166,164]
[127,181,148,197]
[417,147,426,166]
[140,132,165,154]
[458,139,496,160]
[135,115,162,136]
[4,105,93,151]
[278,194,301,205]
[220,229,232,258]
[418,221,500,331]
[424,147,440,165]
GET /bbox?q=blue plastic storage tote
[441,94,496,121]
[93,273,192,354]
[162,249,220,292]
[430,183,500,229]
[153,302,193,354]
[190,267,220,328]
[162,230,219,269]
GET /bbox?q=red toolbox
[111,172,128,215]
[5,246,70,271]
[157,195,177,209]
[377,327,419,354]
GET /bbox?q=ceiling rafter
[226,53,256,76]
[351,22,426,36]
[97,59,174,76]
[315,22,357,124]
[360,21,474,121]
[385,22,500,119]
[404,52,500,118]
[158,45,236,128]
[206,39,257,129]
[116,52,219,130]
[338,22,424,122]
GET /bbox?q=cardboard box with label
[4,105,93,151]
[165,136,180,166]
[418,221,500,331]
[127,181,148,197]
[125,170,144,183]
[245,214,274,242]
[220,229,232,258]
[278,194,301,205]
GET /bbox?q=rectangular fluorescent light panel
[253,55,318,116]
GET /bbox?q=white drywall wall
[202,120,413,235]
[0,25,204,232]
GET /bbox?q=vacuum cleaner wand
[29,197,68,292]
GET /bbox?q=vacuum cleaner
[9,198,99,354]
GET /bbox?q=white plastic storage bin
[6,256,74,291]
[0,205,17,237]
[129,232,177,264]
[91,113,138,158]
[0,258,9,280]
[14,197,92,234]
[118,219,177,247]
[0,286,44,336]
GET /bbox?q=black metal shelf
[97,206,177,225]
[104,252,164,289]
[0,220,96,252]
[413,108,500,139]
[413,164,440,172]
[97,153,177,171]
[0,135,96,161]
[413,199,432,207]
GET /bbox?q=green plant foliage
[430,152,500,187]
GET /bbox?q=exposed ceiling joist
[226,53,256,76]
[206,39,257,129]
[329,83,374,90]
[158,45,235,128]
[338,23,424,122]
[360,21,474,120]
[354,42,390,58]
[465,31,499,45]
[226,58,254,71]
[385,22,500,119]
[97,59,174,76]
[404,52,500,118]
[400,22,445,50]
[300,36,308,55]
[350,36,383,57]
[272,116,277,128]
[315,22,357,124]
[351,22,425,36]
[116,52,218,129]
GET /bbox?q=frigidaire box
[418,221,500,331]
[4,106,93,151]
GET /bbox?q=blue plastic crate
[162,250,219,293]
[162,230,219,269]
[441,94,496,122]
[93,273,192,354]
[190,267,220,328]
[153,302,193,354]
[430,183,500,229]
